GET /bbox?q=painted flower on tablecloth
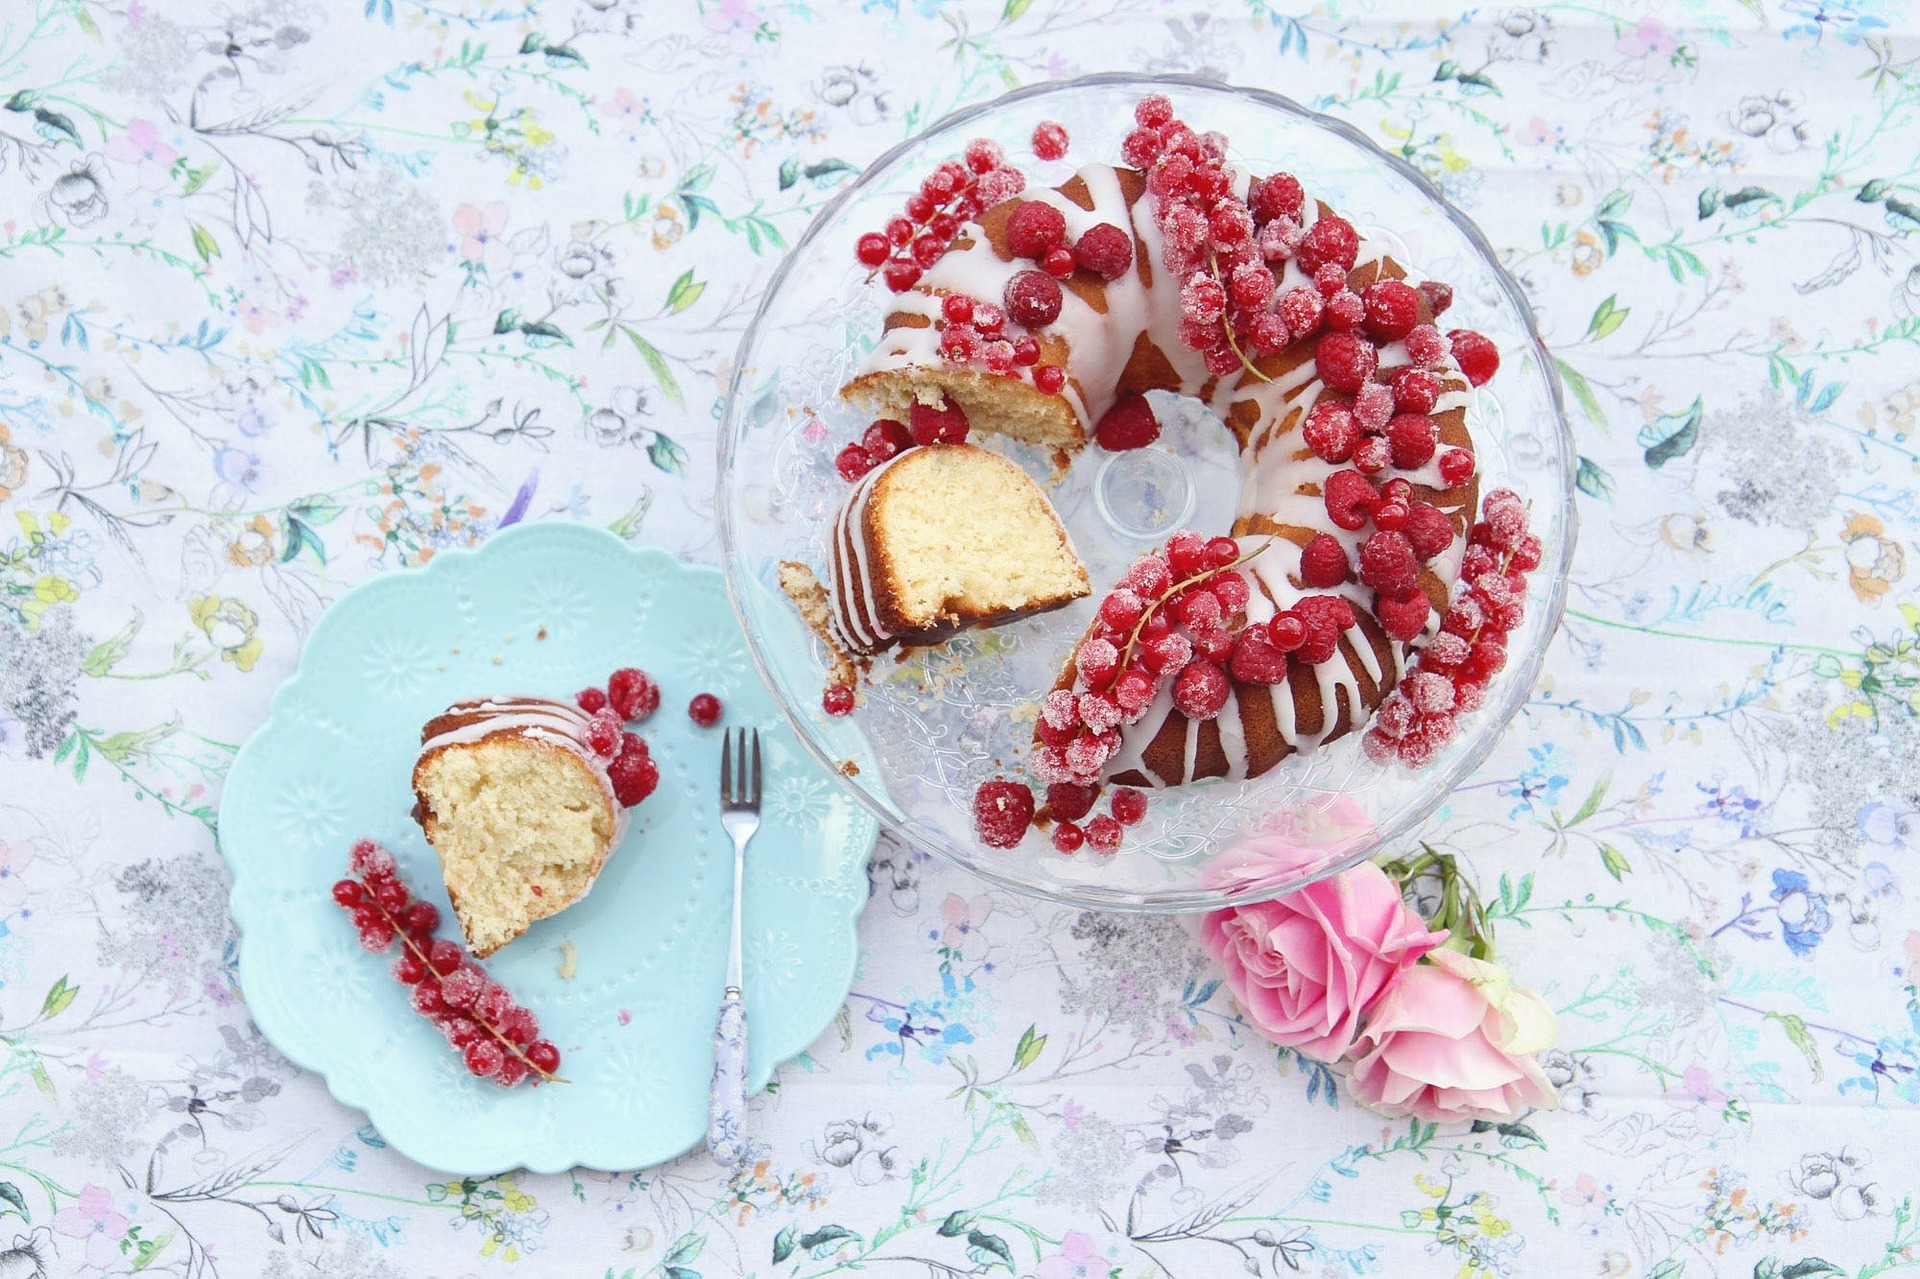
[1617,16,1677,58]
[1569,228,1604,275]
[1035,1231,1106,1279]
[1769,869,1832,957]
[1791,1149,1881,1219]
[188,595,263,671]
[1780,0,1890,46]
[810,1114,901,1185]
[48,157,109,226]
[936,892,991,950]
[1841,512,1904,603]
[1501,744,1570,818]
[225,515,275,567]
[650,201,683,250]
[1731,92,1811,154]
[452,201,512,273]
[104,118,177,188]
[0,424,26,502]
[0,836,34,915]
[1698,781,1768,837]
[51,1184,130,1270]
[212,446,265,492]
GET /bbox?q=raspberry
[349,839,397,880]
[1294,595,1355,664]
[601,668,658,723]
[1267,612,1307,651]
[822,684,855,716]
[575,685,609,715]
[583,708,621,758]
[1510,533,1544,572]
[1373,501,1409,532]
[1249,172,1305,224]
[974,780,1035,848]
[856,232,890,268]
[331,879,363,907]
[1464,634,1508,681]
[1212,571,1250,612]
[1437,447,1476,487]
[1297,215,1359,274]
[1314,332,1378,394]
[909,397,970,446]
[1110,787,1148,825]
[687,693,722,727]
[1417,280,1454,317]
[1324,290,1366,331]
[526,1040,562,1076]
[1180,274,1227,325]
[1353,436,1391,474]
[1258,216,1304,264]
[1358,531,1420,598]
[963,137,1004,172]
[1141,631,1193,677]
[1375,590,1430,643]
[1404,503,1454,560]
[1323,468,1380,530]
[1077,692,1123,734]
[1121,126,1162,169]
[1077,636,1120,686]
[864,418,913,462]
[1247,311,1291,354]
[1405,323,1447,367]
[1345,384,1388,437]
[1086,814,1123,853]
[1173,659,1231,719]
[1094,394,1160,450]
[1386,413,1439,469]
[1135,95,1174,128]
[1033,364,1067,394]
[835,444,876,482]
[1278,286,1322,338]
[1448,329,1500,386]
[1358,278,1420,342]
[1229,632,1291,685]
[1071,222,1133,279]
[1291,533,1347,588]
[604,743,655,805]
[882,261,920,293]
[1391,368,1442,415]
[1302,402,1359,463]
[1052,821,1085,854]
[1031,119,1069,161]
[1046,782,1099,821]
[1042,245,1076,279]
[1112,670,1156,716]
[1122,554,1173,599]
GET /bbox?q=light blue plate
[218,521,877,1175]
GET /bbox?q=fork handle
[706,990,747,1165]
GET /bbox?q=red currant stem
[1115,535,1281,673]
[344,872,569,1085]
[1206,249,1273,385]
[862,170,987,284]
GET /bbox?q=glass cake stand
[717,73,1576,912]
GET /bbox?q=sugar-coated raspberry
[525,1040,562,1076]
[331,878,363,907]
[974,780,1035,848]
[909,397,970,446]
[1375,590,1430,643]
[687,692,722,727]
[606,746,659,806]
[1360,278,1421,342]
[1031,119,1069,161]
[1141,631,1193,677]
[1448,329,1500,386]
[1312,263,1349,298]
[1077,636,1120,687]
[1249,172,1305,224]
[1442,596,1485,637]
[1004,269,1064,329]
[575,686,610,715]
[1437,447,1476,487]
[963,137,1005,173]
[1294,595,1356,665]
[835,444,876,481]
[1298,215,1359,274]
[1314,332,1378,394]
[1323,468,1381,530]
[1324,289,1366,332]
[1078,692,1123,734]
[1180,273,1227,325]
[1358,530,1420,598]
[1401,503,1453,561]
[882,260,919,292]
[1047,782,1100,821]
[1212,571,1251,613]
[1343,385,1388,438]
[1085,814,1123,853]
[1391,368,1442,415]
[864,418,913,462]
[1269,288,1316,343]
[584,707,622,758]
[1052,821,1085,854]
[1258,217,1304,265]
[1094,394,1160,450]
[1147,152,1193,198]
[1229,632,1291,685]
[1033,364,1067,394]
[1071,223,1133,280]
[1135,94,1174,127]
[1110,787,1148,825]
[1463,634,1508,681]
[1510,533,1544,572]
[1294,535,1347,590]
[1405,323,1447,368]
[1454,678,1488,712]
[1173,659,1231,719]
[856,232,891,268]
[1245,311,1289,355]
[1386,413,1439,469]
[1301,401,1359,463]
[1422,632,1470,671]
[822,683,855,717]
[1417,280,1454,317]
[349,839,396,880]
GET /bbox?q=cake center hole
[1093,447,1196,540]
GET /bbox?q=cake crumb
[838,759,860,776]
[617,1008,632,1026]
[556,939,577,980]
[450,646,460,654]
[491,655,503,665]
[537,627,548,640]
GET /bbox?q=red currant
[688,693,722,727]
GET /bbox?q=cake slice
[411,696,632,957]
[788,441,1090,661]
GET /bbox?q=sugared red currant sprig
[856,140,1027,293]
[333,840,565,1087]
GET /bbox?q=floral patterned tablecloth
[3,1,1918,1276]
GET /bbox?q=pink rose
[1346,948,1557,1122]
[1200,861,1444,1061]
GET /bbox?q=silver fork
[707,727,761,1166]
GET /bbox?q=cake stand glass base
[1093,447,1196,541]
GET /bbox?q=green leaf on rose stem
[1599,843,1631,881]
[1012,1024,1046,1071]
[771,1225,796,1264]
[965,1229,1015,1271]
[1697,186,1721,219]
[1585,295,1628,341]
[191,223,220,263]
[1764,1011,1823,1081]
[1494,1121,1544,1149]
[83,610,143,677]
[664,269,705,314]
[1856,178,1892,202]
[777,156,800,190]
[42,975,78,1018]
[625,328,683,408]
[936,1211,975,1238]
[1554,358,1607,430]
[1568,774,1610,826]
[1638,396,1703,468]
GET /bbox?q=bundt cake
[792,94,1533,846]
[412,696,636,956]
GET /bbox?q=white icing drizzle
[846,160,1483,786]
[418,696,630,844]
